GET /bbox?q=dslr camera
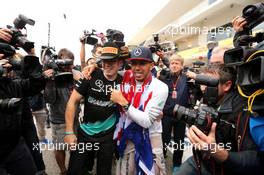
[149,34,162,54]
[173,104,218,135]
[173,73,220,134]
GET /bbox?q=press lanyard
[172,76,180,99]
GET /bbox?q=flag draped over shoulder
[114,70,155,175]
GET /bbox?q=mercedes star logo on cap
[134,48,142,57]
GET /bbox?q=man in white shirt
[111,46,168,175]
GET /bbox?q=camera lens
[243,5,257,18]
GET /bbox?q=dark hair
[91,43,103,54]
[58,48,74,60]
[218,66,237,87]
[205,64,237,87]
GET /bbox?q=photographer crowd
[1,2,264,175]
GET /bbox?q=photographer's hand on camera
[186,70,197,80]
[187,123,229,162]
[0,28,12,43]
[43,69,54,79]
[232,16,247,32]
[232,16,250,47]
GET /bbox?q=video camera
[0,15,35,76]
[83,29,99,45]
[41,46,74,85]
[173,104,219,135]
[149,34,162,54]
[0,14,35,52]
[106,29,125,48]
[41,46,73,72]
[0,42,41,78]
[224,2,264,112]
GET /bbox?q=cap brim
[100,55,117,60]
[128,58,153,62]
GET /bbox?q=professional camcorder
[0,14,36,76]
[173,104,219,135]
[83,29,99,45]
[0,14,35,52]
[41,46,73,72]
[224,2,264,112]
[106,29,125,48]
[0,43,41,77]
[41,46,73,85]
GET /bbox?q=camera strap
[236,111,250,151]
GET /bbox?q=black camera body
[106,29,125,48]
[83,29,98,45]
[224,3,264,94]
[242,2,264,31]
[41,46,73,72]
[41,46,74,86]
[0,43,41,77]
[183,61,205,74]
[173,104,219,135]
[149,34,162,53]
[0,14,35,52]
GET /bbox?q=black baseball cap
[129,46,154,62]
[100,42,120,60]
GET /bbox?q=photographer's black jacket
[0,76,45,163]
[197,91,264,175]
[160,72,189,117]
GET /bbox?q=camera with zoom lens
[183,61,205,74]
[173,104,219,135]
[41,46,74,86]
[0,14,35,52]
